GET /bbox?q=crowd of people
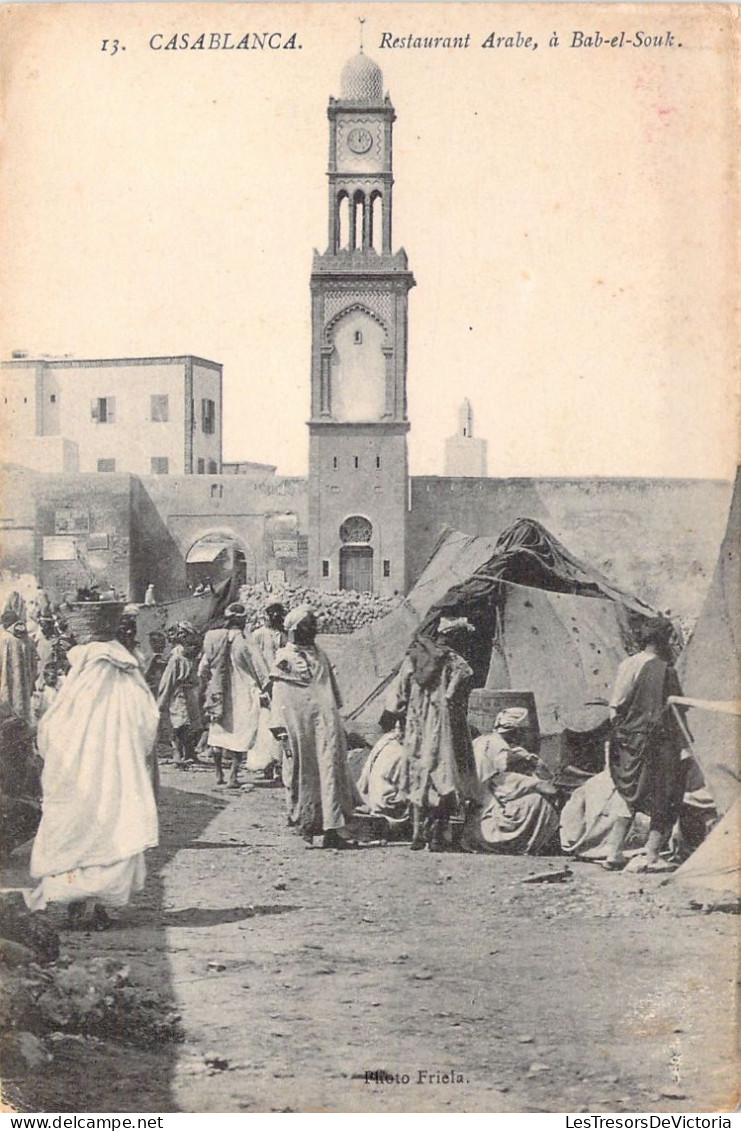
[0,582,710,931]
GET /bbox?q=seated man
[462,708,559,855]
[356,726,411,830]
[560,768,649,860]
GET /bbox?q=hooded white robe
[26,640,159,909]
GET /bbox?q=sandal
[644,859,676,873]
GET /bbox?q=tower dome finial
[340,50,383,102]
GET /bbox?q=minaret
[307,50,415,594]
[444,399,488,477]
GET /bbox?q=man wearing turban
[198,603,268,788]
[269,606,358,848]
[247,603,288,779]
[387,617,480,851]
[462,708,559,855]
[0,612,36,727]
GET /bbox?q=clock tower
[308,51,415,595]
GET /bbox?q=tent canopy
[420,518,654,632]
[677,468,741,814]
[673,798,739,899]
[331,518,656,744]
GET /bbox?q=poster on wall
[0,2,738,1119]
[54,508,90,535]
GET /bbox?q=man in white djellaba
[25,611,159,929]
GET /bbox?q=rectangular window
[197,459,205,474]
[151,457,169,475]
[376,455,381,469]
[354,456,359,469]
[50,394,57,404]
[332,456,338,469]
[150,394,169,422]
[91,396,116,423]
[201,398,216,435]
[383,559,391,578]
[322,560,330,578]
[208,459,218,474]
[97,459,116,473]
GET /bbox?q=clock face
[347,127,373,155]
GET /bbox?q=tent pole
[671,703,695,751]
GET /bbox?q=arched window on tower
[337,192,349,251]
[352,190,365,251]
[370,192,383,252]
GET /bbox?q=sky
[1,2,738,479]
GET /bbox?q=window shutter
[90,399,100,421]
[201,398,215,434]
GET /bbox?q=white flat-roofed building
[1,355,222,476]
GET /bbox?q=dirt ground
[2,760,738,1115]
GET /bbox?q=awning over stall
[186,541,231,564]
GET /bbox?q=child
[157,623,203,769]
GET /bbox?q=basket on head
[64,601,126,644]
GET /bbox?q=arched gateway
[185,532,256,590]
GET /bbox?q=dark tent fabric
[129,577,235,662]
[333,519,657,750]
[420,518,655,633]
[204,571,243,628]
[677,469,741,814]
[320,530,497,725]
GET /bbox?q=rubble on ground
[0,892,59,964]
[238,583,402,634]
[0,954,184,1051]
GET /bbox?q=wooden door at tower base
[339,545,373,593]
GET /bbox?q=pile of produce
[238,583,402,635]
